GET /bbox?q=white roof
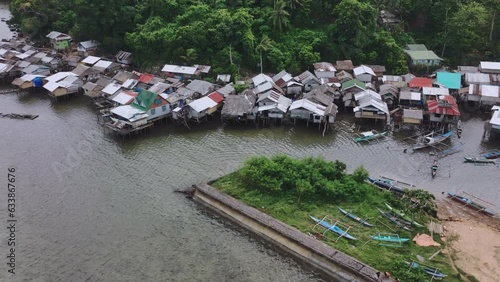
[0,48,8,56]
[161,64,197,75]
[81,56,101,65]
[102,83,122,95]
[353,95,389,115]
[465,73,490,84]
[353,65,376,77]
[111,105,146,120]
[78,40,99,49]
[43,81,60,92]
[15,50,37,59]
[481,85,499,98]
[45,72,76,82]
[46,31,71,40]
[480,61,500,71]
[122,78,138,89]
[112,91,135,105]
[422,87,449,96]
[354,90,381,101]
[490,109,500,126]
[20,74,46,81]
[252,73,273,86]
[93,60,113,69]
[399,91,421,101]
[188,96,218,112]
[289,99,326,116]
[41,56,56,63]
[382,75,401,83]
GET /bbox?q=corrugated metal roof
[406,44,428,51]
[403,109,423,119]
[81,56,101,65]
[426,96,460,116]
[93,60,113,70]
[45,72,76,82]
[148,82,171,94]
[481,85,499,98]
[185,80,216,96]
[409,77,432,88]
[111,105,146,120]
[382,75,401,83]
[208,92,224,103]
[214,84,235,97]
[479,61,500,72]
[354,90,381,101]
[341,79,365,91]
[490,110,500,126]
[188,96,218,112]
[353,65,376,77]
[46,31,71,40]
[77,40,99,50]
[335,60,353,71]
[43,81,60,92]
[122,78,138,89]
[161,64,197,75]
[252,73,273,86]
[399,91,421,101]
[112,91,136,105]
[102,83,122,95]
[138,73,155,84]
[295,70,319,84]
[289,99,326,116]
[422,87,449,96]
[194,64,211,73]
[313,62,336,72]
[353,94,389,115]
[221,90,256,116]
[404,50,442,61]
[216,74,231,83]
[465,73,490,84]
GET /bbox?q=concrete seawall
[192,183,393,282]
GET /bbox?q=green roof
[437,72,461,90]
[132,89,158,111]
[406,44,428,51]
[404,50,443,61]
[341,79,365,91]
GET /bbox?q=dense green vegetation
[11,0,499,75]
[212,155,464,282]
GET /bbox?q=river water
[1,5,500,282]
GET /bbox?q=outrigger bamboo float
[376,208,412,231]
[384,203,424,228]
[309,216,357,240]
[405,261,447,279]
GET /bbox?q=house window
[151,108,156,115]
[162,105,167,112]
[155,98,161,104]
[434,114,441,118]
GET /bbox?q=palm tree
[287,0,303,10]
[269,0,290,32]
[255,35,272,73]
[180,48,198,65]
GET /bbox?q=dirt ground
[437,199,500,282]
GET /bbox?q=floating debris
[0,113,39,120]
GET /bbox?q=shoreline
[191,183,394,282]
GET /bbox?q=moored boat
[367,177,405,195]
[447,192,497,217]
[384,203,423,228]
[463,156,496,164]
[337,207,374,227]
[410,130,453,151]
[309,216,357,240]
[353,130,387,143]
[377,208,412,231]
[482,149,500,159]
[405,261,448,279]
[370,234,409,243]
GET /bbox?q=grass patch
[212,155,465,282]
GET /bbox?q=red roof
[208,92,224,103]
[426,95,460,116]
[409,77,432,88]
[138,73,154,84]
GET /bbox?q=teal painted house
[404,44,442,66]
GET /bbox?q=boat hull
[309,216,356,240]
[447,192,497,217]
[337,207,374,227]
[370,235,409,243]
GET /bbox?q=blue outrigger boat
[482,149,500,159]
[337,207,374,227]
[405,261,447,279]
[377,208,412,231]
[353,130,387,143]
[309,216,356,240]
[447,192,497,217]
[367,177,406,195]
[370,234,409,243]
[409,130,453,151]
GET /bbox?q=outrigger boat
[407,130,453,151]
[337,207,374,227]
[377,208,412,231]
[405,261,447,279]
[370,234,409,243]
[309,216,357,240]
[482,149,500,159]
[384,203,424,228]
[463,156,496,164]
[447,192,497,217]
[353,130,387,143]
[367,177,406,195]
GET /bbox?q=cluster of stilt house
[3,33,500,137]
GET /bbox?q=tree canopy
[10,0,500,72]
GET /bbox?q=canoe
[337,207,374,227]
[463,156,496,164]
[377,208,412,231]
[309,216,356,240]
[405,261,448,279]
[384,203,424,228]
[370,234,409,243]
[411,130,453,151]
[367,177,405,195]
[447,192,497,217]
[354,130,387,143]
[482,149,500,159]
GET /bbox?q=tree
[269,0,290,33]
[180,48,198,64]
[352,165,369,183]
[256,35,273,73]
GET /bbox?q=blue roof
[437,72,461,90]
